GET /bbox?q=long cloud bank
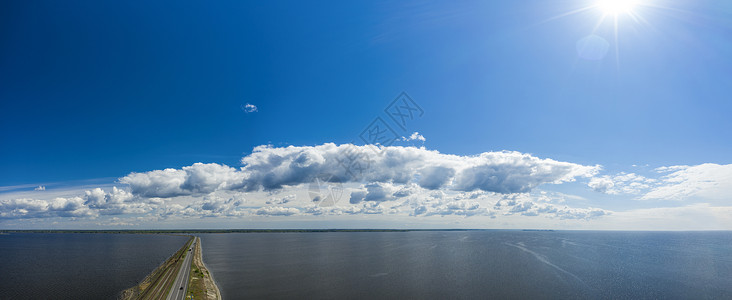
[121,144,600,197]
[0,144,624,221]
[6,144,730,225]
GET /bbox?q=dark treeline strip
[0,229,482,234]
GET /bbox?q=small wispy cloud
[642,164,732,201]
[241,103,258,113]
[402,132,426,142]
[34,186,46,191]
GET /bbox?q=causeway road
[166,239,195,300]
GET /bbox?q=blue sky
[1,0,731,229]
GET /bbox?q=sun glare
[597,0,638,15]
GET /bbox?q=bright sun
[596,0,638,15]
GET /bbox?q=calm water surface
[200,231,732,299]
[0,233,189,299]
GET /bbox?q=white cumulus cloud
[120,163,246,198]
[114,144,598,198]
[240,144,600,193]
[0,197,93,219]
[256,206,300,216]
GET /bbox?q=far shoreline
[3,229,732,233]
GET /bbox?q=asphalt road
[166,240,194,300]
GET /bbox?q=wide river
[0,233,189,299]
[2,231,732,299]
[200,231,732,299]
